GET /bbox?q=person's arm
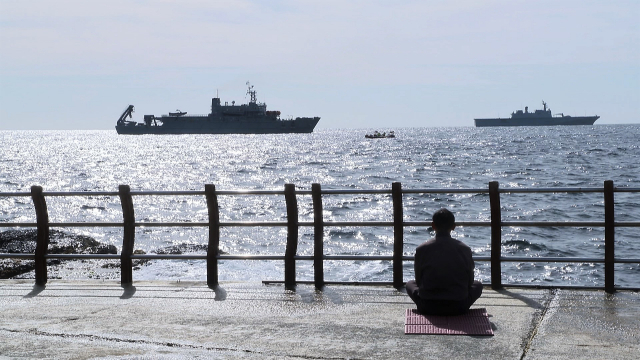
[414,248,422,285]
[467,247,475,288]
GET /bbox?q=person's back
[406,208,482,315]
[415,234,473,301]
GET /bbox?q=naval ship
[474,101,599,127]
[116,83,320,134]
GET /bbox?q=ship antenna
[246,81,257,104]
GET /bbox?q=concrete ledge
[0,280,637,359]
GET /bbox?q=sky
[0,0,638,130]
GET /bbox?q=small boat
[168,110,187,117]
[365,131,395,139]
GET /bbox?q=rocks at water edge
[0,229,117,278]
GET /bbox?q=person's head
[432,208,455,234]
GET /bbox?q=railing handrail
[2,185,639,198]
[0,181,638,292]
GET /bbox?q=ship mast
[246,81,257,104]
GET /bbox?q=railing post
[284,184,299,289]
[604,180,615,293]
[392,182,404,288]
[205,184,220,289]
[489,181,502,289]
[31,186,49,286]
[312,183,324,289]
[118,185,135,286]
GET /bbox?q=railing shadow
[120,284,137,299]
[23,284,46,298]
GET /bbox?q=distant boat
[168,110,187,117]
[115,82,320,134]
[365,131,395,139]
[474,101,599,127]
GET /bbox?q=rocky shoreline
[0,230,215,279]
[0,229,117,279]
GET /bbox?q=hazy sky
[1,0,638,130]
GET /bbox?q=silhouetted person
[406,208,483,315]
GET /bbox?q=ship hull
[474,116,599,127]
[116,116,320,135]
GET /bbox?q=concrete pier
[0,280,638,359]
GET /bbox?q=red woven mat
[405,308,494,336]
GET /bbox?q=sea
[1,125,639,288]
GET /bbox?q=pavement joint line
[1,327,264,356]
[0,327,362,360]
[519,288,556,360]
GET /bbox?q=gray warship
[474,101,599,127]
[116,83,320,134]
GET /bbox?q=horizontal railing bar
[0,254,34,259]
[0,192,31,197]
[614,258,640,263]
[444,221,488,226]
[401,188,490,194]
[131,254,207,260]
[615,222,640,227]
[134,222,210,227]
[315,189,391,195]
[4,253,636,265]
[324,255,393,261]
[46,254,121,260]
[5,188,638,199]
[501,256,604,262]
[219,222,289,227]
[0,223,38,227]
[499,187,603,193]
[218,255,285,260]
[6,221,637,228]
[130,191,204,196]
[42,191,119,196]
[49,222,125,227]
[203,190,285,195]
[321,221,393,226]
[614,187,640,192]
[502,221,605,227]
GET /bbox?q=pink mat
[405,308,493,336]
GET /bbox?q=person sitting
[406,208,483,315]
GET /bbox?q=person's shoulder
[450,237,472,252]
[416,238,437,250]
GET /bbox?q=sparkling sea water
[1,125,639,287]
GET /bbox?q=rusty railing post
[489,181,502,289]
[604,180,615,293]
[312,183,324,289]
[205,184,221,289]
[118,185,135,286]
[31,186,49,286]
[392,182,404,288]
[284,184,299,289]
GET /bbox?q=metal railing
[1,181,638,293]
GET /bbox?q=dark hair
[432,208,455,231]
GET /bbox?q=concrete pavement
[0,280,638,359]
